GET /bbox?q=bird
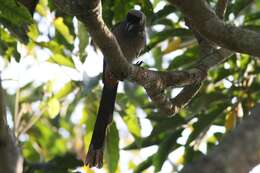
[85,10,146,168]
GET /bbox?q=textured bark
[180,104,260,173]
[216,0,229,20]
[53,0,233,115]
[168,0,260,57]
[0,78,23,173]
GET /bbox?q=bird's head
[125,10,146,33]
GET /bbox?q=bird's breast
[119,34,145,61]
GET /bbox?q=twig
[14,88,20,134]
[216,0,229,19]
[16,107,47,138]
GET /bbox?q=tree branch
[180,103,260,173]
[53,0,233,115]
[0,76,23,173]
[172,0,233,115]
[168,0,260,57]
[216,0,229,20]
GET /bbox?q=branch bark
[216,0,229,20]
[53,0,233,115]
[180,103,260,173]
[0,76,23,173]
[175,0,232,114]
[168,0,260,57]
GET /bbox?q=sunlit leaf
[162,37,182,54]
[48,54,75,68]
[48,98,60,118]
[27,24,39,40]
[123,103,141,137]
[54,81,77,100]
[36,0,48,16]
[54,17,74,44]
[225,110,236,131]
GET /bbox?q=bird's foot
[85,145,103,168]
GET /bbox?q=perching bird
[85,10,146,168]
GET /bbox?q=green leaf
[245,11,260,23]
[133,155,153,173]
[168,46,199,70]
[187,103,226,145]
[78,21,89,63]
[105,122,119,173]
[150,115,187,136]
[38,40,65,54]
[48,54,75,68]
[151,5,176,24]
[226,0,254,17]
[238,54,250,70]
[0,28,21,61]
[27,24,39,40]
[0,0,33,27]
[82,101,97,149]
[123,103,141,137]
[145,28,192,53]
[19,84,43,103]
[183,146,204,164]
[209,67,232,83]
[48,98,61,118]
[124,132,170,150]
[54,81,77,100]
[190,91,228,113]
[36,0,48,17]
[153,129,183,172]
[54,17,74,44]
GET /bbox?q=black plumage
[85,10,146,168]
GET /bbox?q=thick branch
[180,104,260,173]
[0,77,23,173]
[53,0,208,115]
[0,77,7,144]
[169,0,260,57]
[54,0,235,116]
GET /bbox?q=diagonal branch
[171,0,233,115]
[180,104,260,173]
[0,76,23,173]
[53,0,233,115]
[0,77,8,146]
[168,0,260,57]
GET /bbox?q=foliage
[0,0,260,172]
